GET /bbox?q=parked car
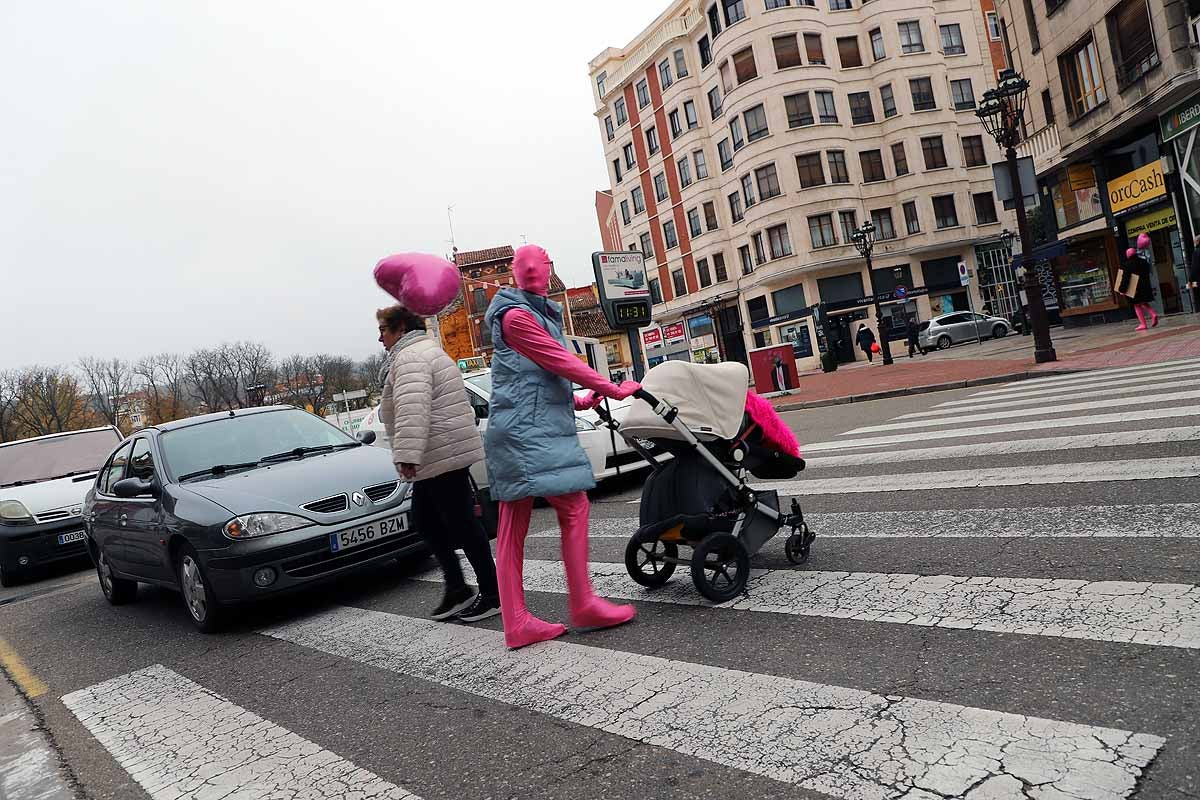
[0,426,124,587]
[918,312,1011,351]
[358,369,653,493]
[83,406,418,631]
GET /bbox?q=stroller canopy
[621,360,749,441]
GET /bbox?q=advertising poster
[662,322,686,344]
[748,344,799,395]
[596,251,649,298]
[642,327,663,348]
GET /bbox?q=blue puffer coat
[482,288,596,502]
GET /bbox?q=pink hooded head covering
[374,252,461,316]
[1136,232,1151,250]
[513,244,552,296]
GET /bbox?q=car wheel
[95,546,137,605]
[176,545,225,633]
[993,324,1007,339]
[936,335,952,350]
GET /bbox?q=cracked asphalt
[1,367,1199,800]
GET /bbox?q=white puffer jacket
[381,334,484,481]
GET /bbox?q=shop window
[1057,238,1114,312]
[1050,164,1103,228]
[746,296,771,326]
[1059,34,1106,120]
[1106,0,1159,88]
[817,272,866,304]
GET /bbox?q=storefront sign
[822,288,930,314]
[1067,164,1097,191]
[642,327,663,347]
[1161,92,1200,143]
[1108,162,1166,215]
[750,305,814,330]
[1124,205,1178,237]
[662,322,687,344]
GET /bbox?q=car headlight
[0,500,33,523]
[223,513,311,540]
[575,417,597,432]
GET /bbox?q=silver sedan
[918,312,1011,350]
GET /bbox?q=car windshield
[0,429,122,488]
[159,409,355,480]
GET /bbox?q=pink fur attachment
[744,390,801,457]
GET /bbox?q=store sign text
[1108,162,1166,215]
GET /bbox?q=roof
[453,246,513,268]
[567,285,600,312]
[571,306,617,339]
[549,273,567,293]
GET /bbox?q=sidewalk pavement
[0,670,73,800]
[771,316,1200,410]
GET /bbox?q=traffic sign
[958,261,970,287]
[894,285,908,300]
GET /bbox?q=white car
[918,312,1011,351]
[358,369,651,492]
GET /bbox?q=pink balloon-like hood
[1126,248,1137,259]
[373,252,461,316]
[513,244,552,296]
[1136,232,1152,250]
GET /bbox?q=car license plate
[58,530,86,545]
[329,513,408,554]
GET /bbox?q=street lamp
[851,220,893,366]
[976,69,1056,363]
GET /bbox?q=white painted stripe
[423,558,1200,649]
[61,664,417,800]
[936,362,1200,406]
[762,456,1200,495]
[807,426,1200,467]
[974,357,1200,395]
[844,392,1200,435]
[905,376,1200,419]
[535,504,1200,539]
[803,406,1200,453]
[265,607,1165,799]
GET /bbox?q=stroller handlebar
[633,388,660,408]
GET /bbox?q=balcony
[599,10,701,103]
[1114,43,1161,91]
[1017,123,1062,176]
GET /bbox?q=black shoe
[431,587,476,621]
[458,594,501,622]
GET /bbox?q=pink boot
[549,492,637,631]
[1150,307,1160,328]
[1134,305,1147,331]
[496,498,566,649]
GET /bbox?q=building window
[940,24,965,55]
[613,158,623,183]
[951,78,976,110]
[733,46,758,83]
[809,214,838,248]
[674,48,689,78]
[849,91,875,124]
[604,116,615,141]
[741,173,757,206]
[986,11,1001,40]
[620,200,631,225]
[664,220,679,249]
[678,156,693,188]
[891,141,909,175]
[898,21,924,54]
[723,0,747,25]
[729,191,744,222]
[755,163,782,199]
[636,79,651,109]
[870,28,886,61]
[827,150,850,183]
[704,201,719,230]
[707,86,723,120]
[837,36,863,68]
[910,77,936,111]
[654,172,668,202]
[796,152,826,188]
[694,150,709,179]
[1041,89,1055,126]
[1059,34,1106,119]
[767,223,793,258]
[472,287,487,313]
[880,84,897,117]
[650,277,663,304]
[615,97,628,125]
[596,71,607,97]
[933,194,959,228]
[785,92,815,127]
[815,90,838,123]
[713,252,729,281]
[640,231,654,257]
[744,104,769,142]
[766,0,791,7]
[839,210,858,241]
[699,35,713,68]
[973,191,998,224]
[739,245,754,275]
[672,268,687,296]
[860,149,887,182]
[752,231,767,264]
[730,117,745,150]
[804,33,826,65]
[1110,0,1160,88]
[962,135,986,167]
[719,138,734,170]
[684,100,699,129]
[659,59,674,90]
[708,3,723,38]
[903,200,921,234]
[746,296,770,326]
[623,143,636,170]
[646,126,660,155]
[632,186,645,214]
[921,135,947,169]
[1023,0,1041,51]
[688,207,703,237]
[697,257,712,287]
[829,0,852,9]
[669,109,683,138]
[720,60,734,92]
[774,34,803,69]
[871,208,896,239]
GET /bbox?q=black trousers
[410,467,499,599]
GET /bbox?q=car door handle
[119,514,128,526]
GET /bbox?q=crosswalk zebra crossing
[53,358,1200,800]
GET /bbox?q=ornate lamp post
[976,69,1056,363]
[851,220,893,366]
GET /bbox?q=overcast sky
[1,1,653,370]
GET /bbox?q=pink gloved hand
[607,381,641,401]
[573,391,604,411]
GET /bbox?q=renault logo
[351,492,367,507]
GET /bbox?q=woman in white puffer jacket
[377,304,499,622]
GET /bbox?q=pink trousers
[495,491,636,649]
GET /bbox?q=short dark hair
[376,304,426,334]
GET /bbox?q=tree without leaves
[78,357,138,430]
[358,352,387,397]
[0,371,21,443]
[10,367,94,436]
[135,353,192,425]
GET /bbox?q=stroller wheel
[785,533,811,565]
[625,538,678,588]
[690,533,750,603]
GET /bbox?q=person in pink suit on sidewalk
[482,244,641,649]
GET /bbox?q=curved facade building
[589,0,1014,369]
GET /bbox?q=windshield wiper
[258,442,360,464]
[46,470,98,481]
[178,462,261,482]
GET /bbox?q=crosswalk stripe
[973,357,1200,396]
[936,362,1200,407]
[904,376,1200,419]
[61,664,418,800]
[535,504,1200,539]
[804,406,1200,452]
[844,389,1200,435]
[263,606,1165,799]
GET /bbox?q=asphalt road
[2,357,1199,800]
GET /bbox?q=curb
[773,368,1083,411]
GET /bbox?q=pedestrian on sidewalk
[377,303,501,623]
[1124,241,1159,331]
[905,318,925,358]
[1189,235,1200,310]
[856,323,877,363]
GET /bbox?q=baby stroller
[596,361,815,603]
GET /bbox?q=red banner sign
[663,322,686,344]
[642,328,663,347]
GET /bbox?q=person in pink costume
[1124,241,1159,331]
[482,244,641,649]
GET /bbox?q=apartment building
[588,0,1012,371]
[998,0,1200,321]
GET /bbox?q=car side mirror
[473,404,488,420]
[112,477,158,498]
[356,429,377,445]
